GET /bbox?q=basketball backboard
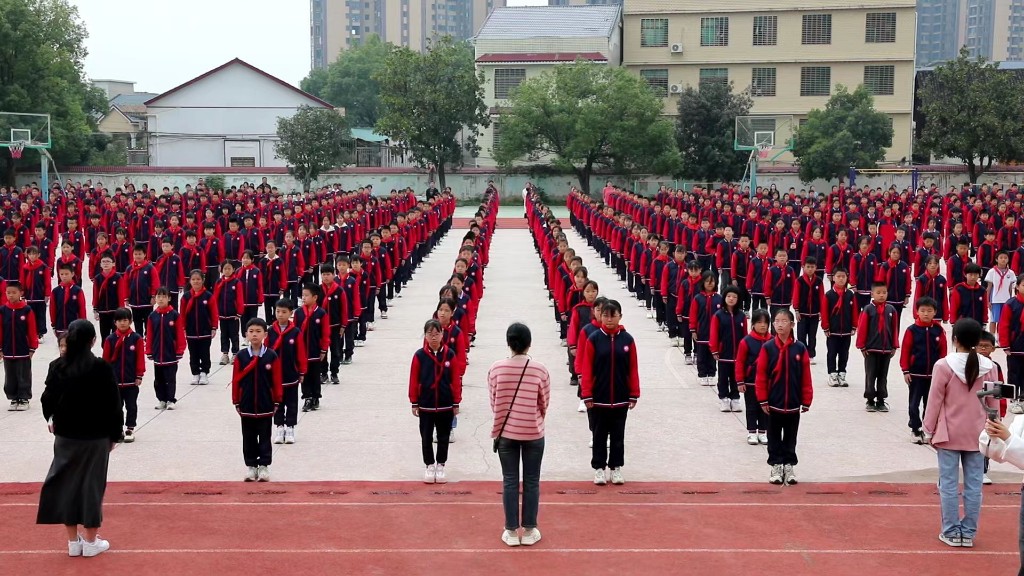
[734,115,794,153]
[0,112,52,149]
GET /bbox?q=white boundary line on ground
[0,501,1018,509]
[0,547,1015,556]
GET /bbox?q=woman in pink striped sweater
[489,323,551,548]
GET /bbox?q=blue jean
[937,448,984,538]
[497,437,544,531]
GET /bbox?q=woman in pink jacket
[924,318,999,548]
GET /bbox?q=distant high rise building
[311,0,506,69]
[916,0,965,66]
[915,0,1024,66]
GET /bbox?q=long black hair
[57,319,98,379]
[952,318,982,388]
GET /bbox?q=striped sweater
[488,356,551,441]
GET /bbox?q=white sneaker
[769,464,784,485]
[593,468,607,485]
[588,438,594,448]
[123,429,135,443]
[155,401,167,410]
[355,340,365,347]
[424,464,436,484]
[720,398,731,412]
[610,467,625,485]
[548,301,554,308]
[673,337,682,347]
[730,399,743,412]
[165,401,176,410]
[501,529,521,547]
[560,339,567,347]
[273,425,285,444]
[284,426,295,444]
[636,301,645,307]
[244,466,257,482]
[577,400,587,413]
[435,463,447,484]
[983,474,993,485]
[783,464,797,485]
[810,358,817,365]
[520,527,542,546]
[645,311,654,319]
[705,377,715,387]
[828,373,839,387]
[367,322,375,331]
[68,536,83,557]
[1011,401,1024,415]
[381,312,388,319]
[838,372,848,387]
[191,373,201,385]
[256,465,270,482]
[746,433,759,445]
[199,372,209,385]
[449,429,456,443]
[757,432,768,444]
[82,536,110,557]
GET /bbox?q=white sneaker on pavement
[435,464,447,484]
[256,465,270,482]
[520,528,542,546]
[244,466,258,482]
[199,372,209,385]
[684,354,693,365]
[769,464,784,484]
[730,399,743,412]
[191,373,201,385]
[577,400,587,413]
[783,464,797,485]
[610,468,625,485]
[273,426,285,444]
[757,432,768,444]
[284,426,296,444]
[155,401,167,410]
[82,537,110,557]
[502,529,521,547]
[747,433,759,445]
[593,468,607,485]
[1012,401,1024,415]
[68,536,83,557]
[424,464,436,484]
[720,398,731,412]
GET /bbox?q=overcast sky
[73,0,546,94]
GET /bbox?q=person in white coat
[981,416,1024,575]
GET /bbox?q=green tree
[918,47,1024,183]
[0,0,107,184]
[792,84,893,183]
[494,61,680,194]
[374,36,488,189]
[675,81,752,184]
[300,35,389,127]
[86,133,128,166]
[274,105,353,192]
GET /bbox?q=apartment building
[311,0,506,69]
[623,0,916,162]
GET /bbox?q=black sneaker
[301,399,313,412]
[320,374,328,384]
[865,401,877,413]
[569,376,579,387]
[330,375,340,385]
[876,401,889,413]
[312,398,321,410]
[341,358,352,365]
[18,400,29,411]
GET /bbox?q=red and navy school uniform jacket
[180,288,218,339]
[212,276,245,319]
[977,240,998,270]
[32,236,54,271]
[746,255,768,295]
[280,242,305,285]
[56,254,82,286]
[674,275,701,318]
[111,240,132,273]
[800,239,827,271]
[999,294,1024,354]
[856,301,900,353]
[102,329,146,386]
[49,282,86,331]
[232,345,283,418]
[946,254,970,286]
[734,331,773,387]
[0,301,38,358]
[199,236,223,272]
[850,252,878,295]
[408,343,463,412]
[825,242,853,275]
[948,282,988,325]
[755,335,813,413]
[914,246,939,277]
[440,321,469,376]
[126,261,157,308]
[689,290,723,342]
[709,308,747,361]
[731,249,753,286]
[1012,246,1024,276]
[914,272,948,322]
[578,324,641,408]
[222,231,244,262]
[360,253,381,289]
[236,264,264,308]
[20,259,50,303]
[877,258,912,305]
[267,321,307,386]
[92,270,126,313]
[658,259,683,300]
[821,287,858,336]
[792,273,825,317]
[294,304,330,361]
[343,271,363,322]
[765,264,796,306]
[146,306,186,365]
[240,226,265,255]
[259,255,284,297]
[649,254,671,295]
[900,320,947,378]
[320,281,348,329]
[179,244,205,276]
[714,238,737,272]
[154,252,186,293]
[0,244,23,282]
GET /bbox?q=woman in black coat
[37,319,123,558]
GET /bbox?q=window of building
[230,157,256,168]
[752,15,777,46]
[492,121,503,151]
[699,68,728,89]
[800,66,831,96]
[640,69,669,97]
[864,65,895,95]
[751,67,776,97]
[493,68,526,99]
[701,17,729,46]
[865,12,897,43]
[640,18,669,47]
[802,14,832,45]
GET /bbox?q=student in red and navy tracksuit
[689,271,723,385]
[146,288,186,410]
[914,255,948,323]
[900,297,946,443]
[259,241,283,320]
[319,265,348,385]
[237,250,264,330]
[409,318,463,482]
[822,268,858,387]
[280,231,305,302]
[181,270,218,385]
[337,255,362,363]
[154,238,185,309]
[21,246,50,338]
[755,308,813,485]
[232,317,283,482]
[674,261,703,360]
[735,309,772,444]
[710,286,747,410]
[92,253,126,340]
[1,282,39,409]
[102,308,145,441]
[295,283,330,412]
[998,276,1024,410]
[50,265,86,342]
[949,263,989,325]
[213,260,245,363]
[856,282,900,412]
[765,249,796,322]
[793,257,825,361]
[126,247,157,336]
[877,246,912,318]
[268,298,307,444]
[578,300,641,484]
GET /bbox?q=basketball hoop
[9,141,25,160]
[757,144,771,160]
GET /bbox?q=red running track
[0,481,1017,575]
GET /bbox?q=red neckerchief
[181,288,206,319]
[111,328,133,360]
[270,322,296,352]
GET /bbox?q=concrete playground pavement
[0,205,1020,485]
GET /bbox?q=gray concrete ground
[0,205,1020,484]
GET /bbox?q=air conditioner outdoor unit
[669,84,683,94]
[670,43,684,53]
